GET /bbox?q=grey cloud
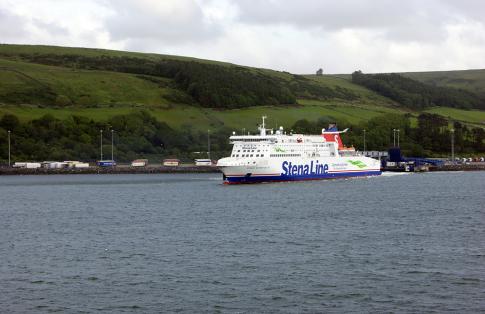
[233,0,481,42]
[32,19,69,36]
[104,0,222,45]
[0,9,29,40]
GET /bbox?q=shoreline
[1,163,484,176]
[0,165,221,175]
[429,163,485,172]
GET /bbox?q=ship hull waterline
[221,169,382,184]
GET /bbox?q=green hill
[0,44,400,130]
[401,69,485,96]
[0,44,484,162]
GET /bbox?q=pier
[0,164,220,175]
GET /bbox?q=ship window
[256,154,259,157]
[250,154,253,157]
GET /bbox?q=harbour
[1,171,484,312]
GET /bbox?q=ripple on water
[0,172,484,312]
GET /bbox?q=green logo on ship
[348,160,367,168]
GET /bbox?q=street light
[100,129,103,161]
[392,129,396,147]
[207,129,211,160]
[111,129,114,162]
[363,129,366,154]
[397,129,400,147]
[8,130,11,167]
[451,128,455,162]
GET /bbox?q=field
[0,59,172,106]
[424,107,485,127]
[331,69,485,95]
[402,69,485,95]
[12,100,485,133]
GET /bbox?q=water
[1,172,484,313]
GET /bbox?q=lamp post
[392,129,396,147]
[451,128,455,162]
[8,130,11,167]
[111,129,114,162]
[100,129,103,161]
[397,129,400,147]
[207,130,211,160]
[363,129,366,154]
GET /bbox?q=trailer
[195,159,212,166]
[74,163,90,168]
[163,159,180,166]
[131,159,148,167]
[97,160,116,167]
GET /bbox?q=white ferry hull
[218,156,381,184]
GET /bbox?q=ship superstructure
[217,117,381,184]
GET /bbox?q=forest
[351,71,485,110]
[0,111,231,163]
[1,111,483,164]
[293,113,484,156]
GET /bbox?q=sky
[1,0,484,74]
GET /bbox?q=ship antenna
[260,116,267,136]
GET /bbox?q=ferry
[217,116,381,184]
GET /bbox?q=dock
[0,164,220,175]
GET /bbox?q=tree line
[0,111,231,163]
[1,111,483,164]
[351,71,485,110]
[290,113,484,156]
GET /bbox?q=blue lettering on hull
[281,160,329,176]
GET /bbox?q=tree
[0,114,20,131]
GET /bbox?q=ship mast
[260,115,267,136]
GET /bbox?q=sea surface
[1,172,484,313]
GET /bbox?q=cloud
[0,8,30,41]
[104,0,222,48]
[0,0,484,73]
[233,0,475,43]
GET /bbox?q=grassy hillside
[402,69,485,96]
[0,44,484,132]
[0,101,401,132]
[332,69,485,96]
[0,59,172,106]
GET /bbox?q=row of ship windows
[232,154,265,158]
[270,154,301,157]
[237,149,265,153]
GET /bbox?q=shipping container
[25,163,41,169]
[131,159,148,167]
[74,163,90,168]
[163,159,180,166]
[195,159,212,166]
[97,160,116,167]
